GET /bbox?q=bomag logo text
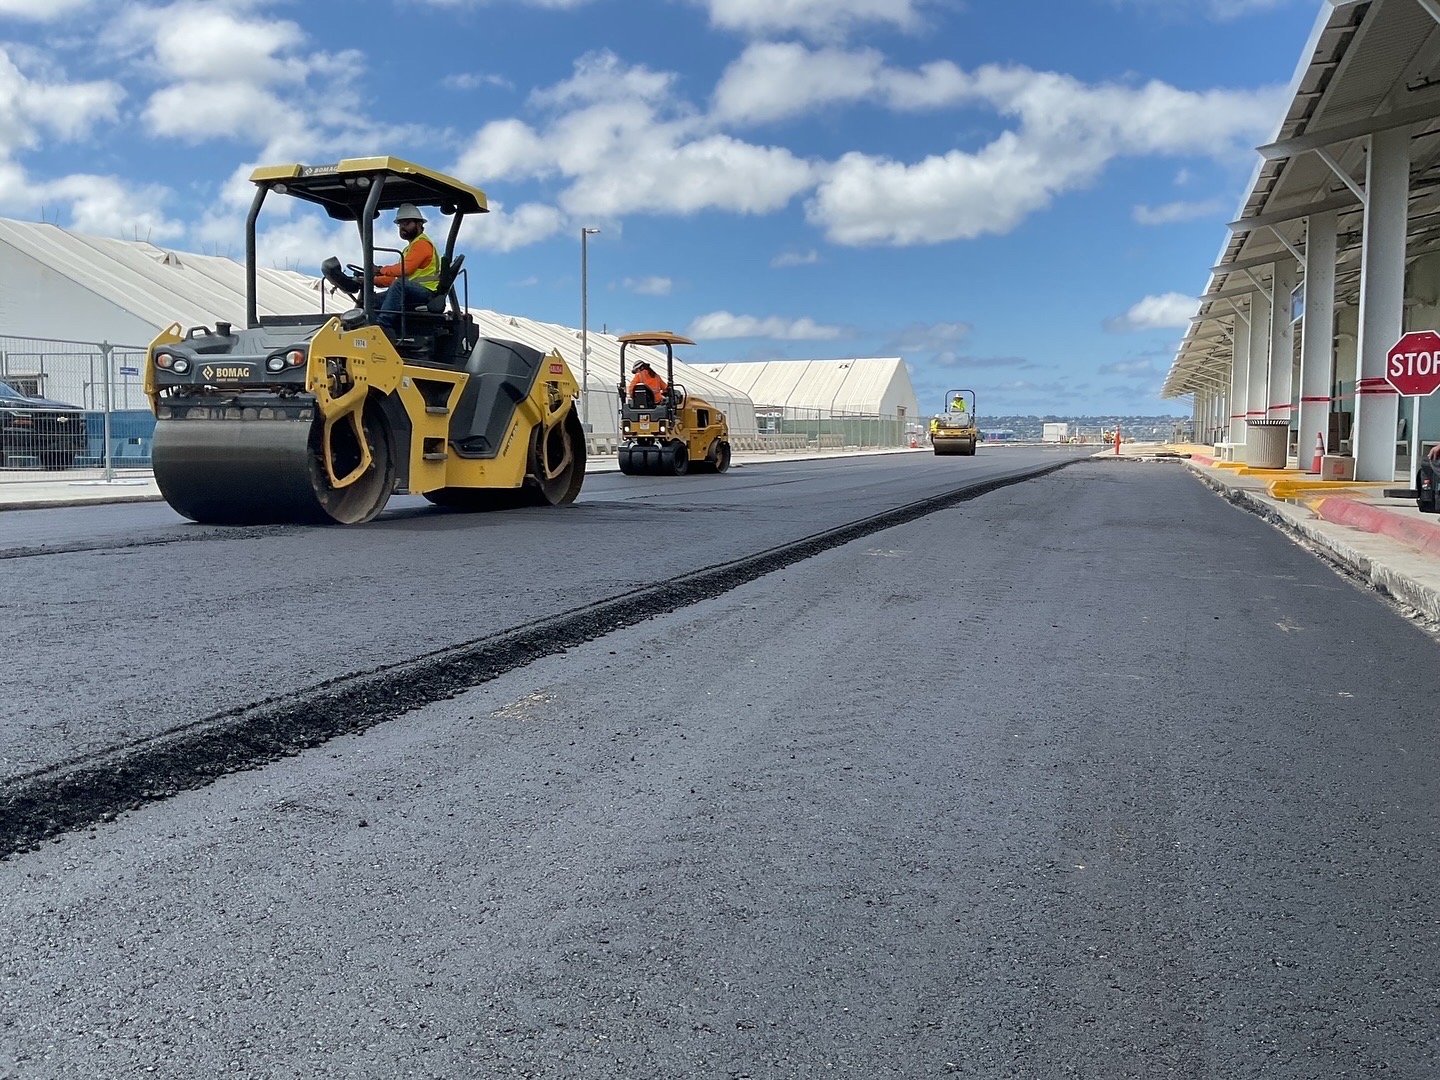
[204,365,252,380]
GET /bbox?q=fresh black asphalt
[1,454,1436,1078]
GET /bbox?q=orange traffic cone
[1310,431,1324,474]
[909,433,918,448]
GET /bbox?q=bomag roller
[930,389,978,456]
[145,156,586,524]
[616,332,732,476]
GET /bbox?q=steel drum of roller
[152,406,395,525]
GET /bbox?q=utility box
[1320,454,1354,481]
[1042,422,1068,443]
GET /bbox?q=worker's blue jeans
[378,279,436,333]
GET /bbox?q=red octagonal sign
[1387,330,1440,396]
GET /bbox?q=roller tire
[669,441,689,476]
[713,440,731,473]
[427,411,586,510]
[526,410,586,505]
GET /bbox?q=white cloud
[804,59,1285,246]
[0,49,122,153]
[452,52,815,221]
[105,3,400,170]
[713,43,886,125]
[1133,198,1227,225]
[447,45,1283,251]
[463,201,567,252]
[698,0,927,40]
[445,72,513,92]
[771,249,819,267]
[624,275,673,296]
[713,43,967,126]
[687,310,847,340]
[529,51,677,109]
[563,133,813,217]
[1105,293,1198,332]
[144,79,301,141]
[42,174,184,242]
[144,7,308,84]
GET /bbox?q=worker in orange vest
[628,360,668,404]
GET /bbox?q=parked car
[0,381,89,470]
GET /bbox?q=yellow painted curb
[1268,479,1392,500]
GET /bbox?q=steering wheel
[346,263,366,277]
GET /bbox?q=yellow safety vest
[404,231,443,292]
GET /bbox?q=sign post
[1384,330,1440,480]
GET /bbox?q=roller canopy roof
[249,157,489,221]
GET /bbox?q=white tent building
[699,358,920,423]
[0,219,757,438]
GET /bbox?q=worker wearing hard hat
[628,359,668,404]
[375,203,442,333]
[950,396,968,414]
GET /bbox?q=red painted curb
[1312,497,1440,557]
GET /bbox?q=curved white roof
[0,217,757,436]
[701,358,919,419]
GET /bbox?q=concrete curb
[0,493,166,511]
[1187,463,1440,629]
[1310,496,1440,557]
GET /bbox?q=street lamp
[580,227,600,428]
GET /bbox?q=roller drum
[152,411,394,525]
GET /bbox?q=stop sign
[1386,330,1440,396]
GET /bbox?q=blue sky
[0,0,1320,415]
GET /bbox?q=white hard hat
[394,203,426,223]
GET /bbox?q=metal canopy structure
[248,157,489,220]
[1164,0,1440,402]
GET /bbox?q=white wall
[0,245,159,346]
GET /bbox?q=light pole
[580,227,600,428]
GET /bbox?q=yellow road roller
[930,389,978,456]
[145,156,585,524]
[616,332,731,476]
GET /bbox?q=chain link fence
[0,334,153,482]
[736,405,913,452]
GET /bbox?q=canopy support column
[1354,127,1412,482]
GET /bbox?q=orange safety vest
[629,368,667,401]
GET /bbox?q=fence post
[101,341,114,481]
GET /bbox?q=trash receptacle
[1245,419,1290,469]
